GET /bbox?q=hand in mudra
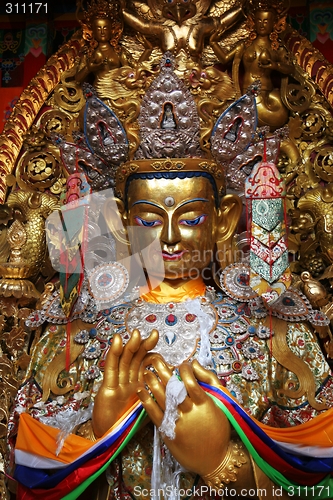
[87,57,105,72]
[92,329,158,437]
[138,358,231,476]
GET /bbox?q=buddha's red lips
[162,250,187,261]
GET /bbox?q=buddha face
[124,176,219,281]
[254,10,276,36]
[92,18,112,42]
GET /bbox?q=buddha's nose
[161,218,181,246]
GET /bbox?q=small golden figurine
[75,0,124,86]
[298,184,333,265]
[210,0,293,130]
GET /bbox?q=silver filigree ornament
[227,383,244,404]
[241,364,259,381]
[83,341,102,359]
[226,135,280,193]
[220,263,258,302]
[135,52,202,159]
[84,364,101,380]
[82,83,128,168]
[74,329,90,344]
[230,319,248,334]
[257,325,271,339]
[88,262,130,310]
[211,89,258,164]
[25,280,99,328]
[242,339,261,360]
[52,84,129,192]
[126,297,217,366]
[53,134,115,191]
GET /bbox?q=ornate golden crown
[57,53,281,201]
[114,158,225,201]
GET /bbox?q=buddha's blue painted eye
[134,216,162,227]
[179,215,207,226]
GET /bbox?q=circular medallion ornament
[83,341,101,359]
[165,314,177,326]
[185,313,196,323]
[232,360,242,373]
[88,262,129,308]
[74,330,90,344]
[242,340,260,360]
[220,263,257,302]
[84,364,101,380]
[16,147,61,191]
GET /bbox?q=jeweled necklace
[126,295,218,366]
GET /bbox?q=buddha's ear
[103,196,130,257]
[216,194,243,269]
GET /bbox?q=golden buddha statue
[210,0,293,131]
[4,0,333,498]
[6,54,333,500]
[75,0,124,87]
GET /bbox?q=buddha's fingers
[102,333,124,388]
[137,388,163,427]
[142,353,174,385]
[143,370,166,410]
[143,366,193,413]
[179,362,207,406]
[119,329,141,384]
[191,359,221,386]
[129,329,159,383]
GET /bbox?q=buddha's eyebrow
[131,200,162,209]
[177,198,209,208]
[130,198,209,209]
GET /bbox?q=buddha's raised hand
[92,329,158,437]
